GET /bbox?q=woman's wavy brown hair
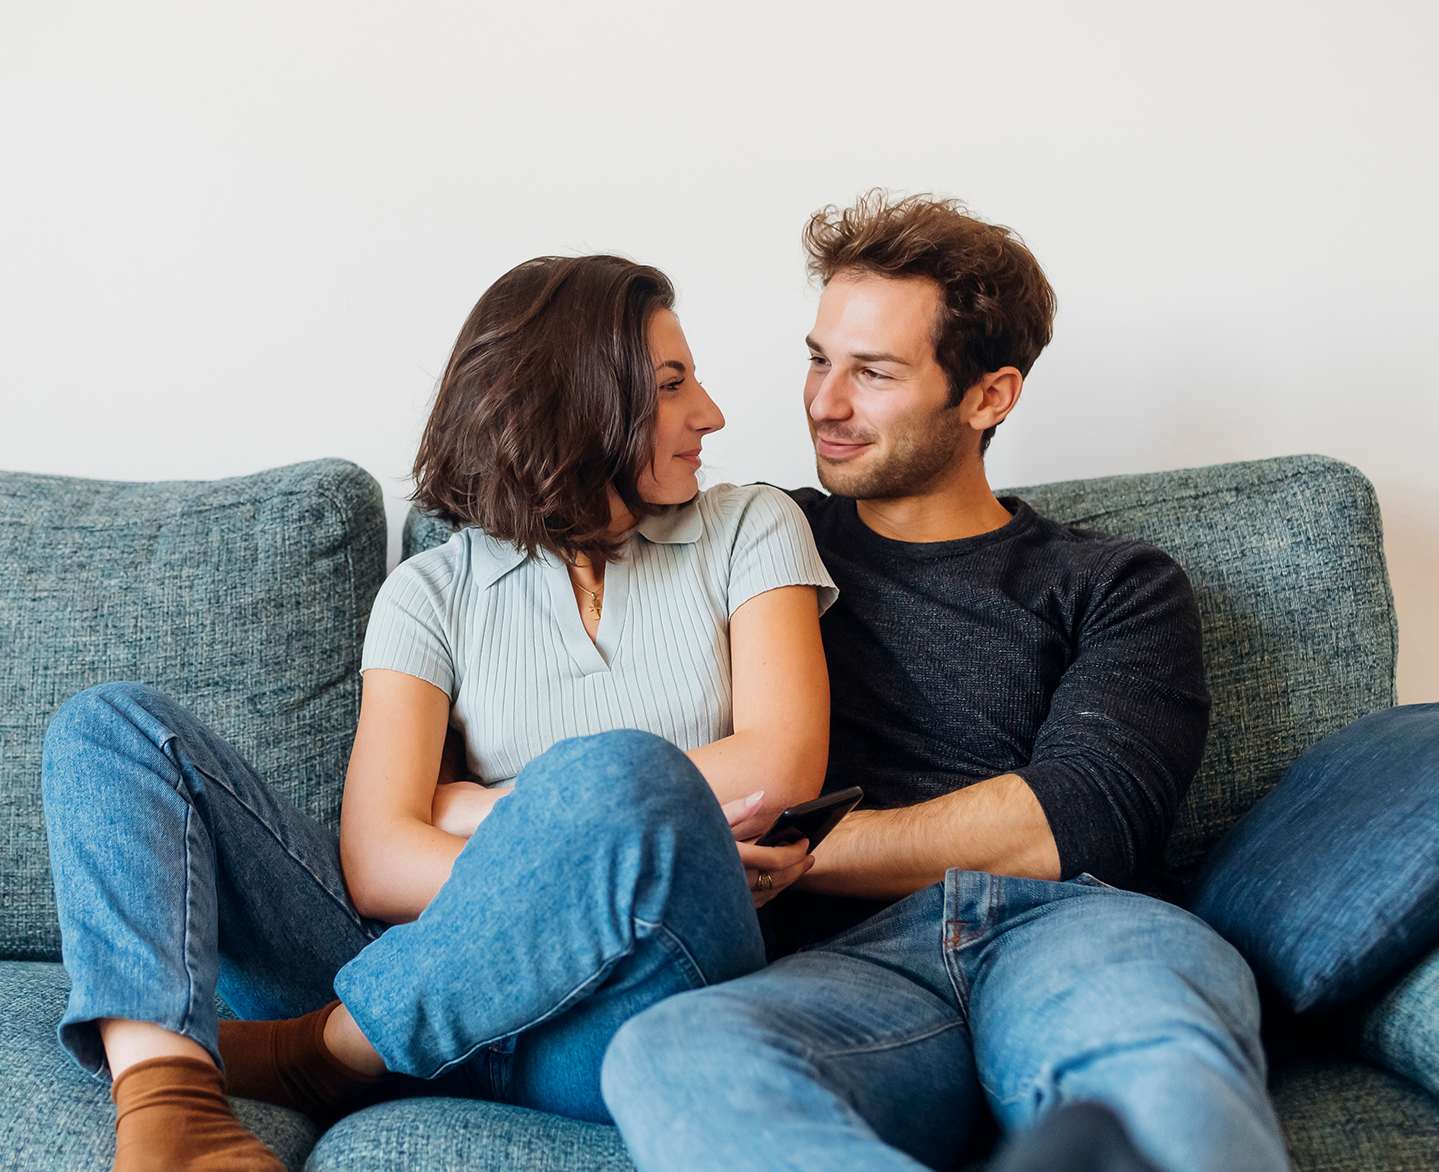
[412,255,675,564]
[803,191,1056,454]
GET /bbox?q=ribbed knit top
[362,483,837,784]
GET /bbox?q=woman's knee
[42,682,180,802]
[525,729,710,813]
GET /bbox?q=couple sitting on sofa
[43,193,1428,1172]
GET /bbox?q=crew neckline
[831,494,1034,560]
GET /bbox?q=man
[599,193,1289,1172]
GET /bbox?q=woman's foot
[111,1055,285,1172]
[218,1001,387,1127]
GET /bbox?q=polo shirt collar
[634,496,703,545]
[468,494,703,589]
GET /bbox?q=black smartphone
[753,786,863,851]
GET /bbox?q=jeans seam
[172,735,367,935]
[178,799,199,1042]
[811,1016,968,1060]
[634,917,708,990]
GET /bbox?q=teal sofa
[2,454,1435,1170]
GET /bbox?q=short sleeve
[725,485,838,617]
[360,547,459,699]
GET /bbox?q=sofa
[1,452,1435,1171]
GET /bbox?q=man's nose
[808,370,850,421]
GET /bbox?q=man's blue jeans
[41,681,764,1123]
[602,872,1289,1172]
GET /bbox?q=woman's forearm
[686,728,827,840]
[342,816,467,924]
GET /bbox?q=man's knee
[602,989,760,1108]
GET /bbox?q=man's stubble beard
[813,403,971,501]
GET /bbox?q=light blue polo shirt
[361,483,837,784]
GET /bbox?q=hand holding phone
[754,786,863,852]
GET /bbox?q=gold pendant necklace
[576,581,603,620]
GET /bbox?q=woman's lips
[677,450,702,467]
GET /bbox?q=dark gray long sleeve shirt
[776,490,1209,943]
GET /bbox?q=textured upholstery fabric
[307,1098,635,1171]
[1339,939,1439,1100]
[999,455,1397,873]
[0,962,319,1172]
[0,460,385,960]
[1190,703,1439,1012]
[1269,1045,1439,1172]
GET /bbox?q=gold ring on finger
[756,871,773,892]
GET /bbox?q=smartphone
[753,786,863,851]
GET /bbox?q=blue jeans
[602,872,1289,1172]
[42,682,764,1123]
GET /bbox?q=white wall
[2,1,1435,702]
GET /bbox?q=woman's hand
[431,781,514,840]
[721,790,814,907]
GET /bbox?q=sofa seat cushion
[1190,703,1439,1013]
[0,460,385,960]
[306,1096,634,1171]
[0,961,319,1171]
[1269,1045,1439,1171]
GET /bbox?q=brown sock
[111,1055,285,1172]
[218,1000,386,1128]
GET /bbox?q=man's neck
[853,462,1013,544]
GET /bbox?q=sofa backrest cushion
[0,459,386,960]
[1001,454,1396,873]
[403,455,1397,878]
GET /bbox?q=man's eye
[808,355,829,367]
[863,369,889,380]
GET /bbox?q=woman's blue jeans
[603,872,1290,1172]
[41,681,764,1123]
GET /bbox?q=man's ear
[961,367,1023,433]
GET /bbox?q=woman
[42,255,835,1172]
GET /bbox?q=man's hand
[722,790,815,907]
[431,781,514,840]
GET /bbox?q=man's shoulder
[779,485,827,518]
[1006,498,1190,589]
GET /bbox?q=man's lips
[814,436,872,460]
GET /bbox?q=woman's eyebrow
[654,359,686,374]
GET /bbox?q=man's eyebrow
[804,335,826,355]
[850,350,910,366]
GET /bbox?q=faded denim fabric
[602,872,1288,1172]
[42,682,763,1124]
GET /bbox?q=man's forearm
[796,773,1061,901]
